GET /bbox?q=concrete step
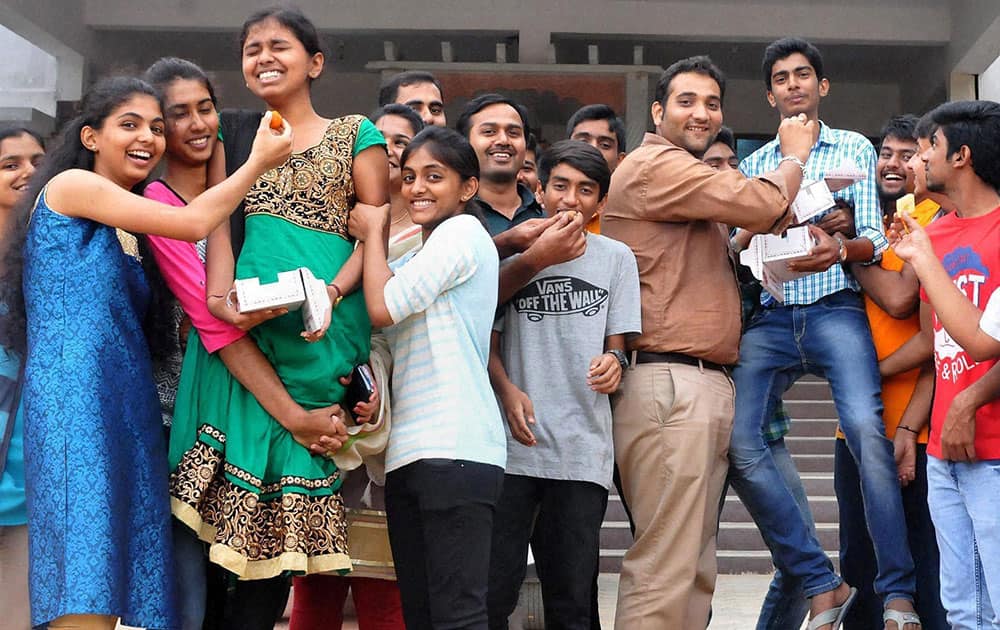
[784,435,837,455]
[784,378,832,400]
[791,453,835,473]
[724,472,834,498]
[783,400,839,419]
[785,417,840,438]
[721,494,840,524]
[718,522,839,552]
[717,549,840,575]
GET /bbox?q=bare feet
[809,582,853,630]
[884,599,921,630]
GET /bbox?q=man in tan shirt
[601,55,815,629]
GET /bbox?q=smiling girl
[138,57,356,630]
[349,126,506,629]
[0,126,44,630]
[0,75,290,630]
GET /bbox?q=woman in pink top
[139,57,351,630]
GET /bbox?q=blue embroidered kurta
[22,189,178,629]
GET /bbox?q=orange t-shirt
[586,215,601,234]
[842,199,940,442]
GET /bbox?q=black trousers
[487,474,609,630]
[202,563,290,630]
[385,458,504,630]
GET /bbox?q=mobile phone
[344,364,376,411]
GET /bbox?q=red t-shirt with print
[922,205,1000,460]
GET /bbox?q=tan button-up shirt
[602,133,792,365]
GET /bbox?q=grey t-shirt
[496,233,641,488]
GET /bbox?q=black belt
[634,351,731,374]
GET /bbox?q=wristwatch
[833,234,848,263]
[608,349,630,371]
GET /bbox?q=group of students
[0,7,999,630]
[0,5,638,630]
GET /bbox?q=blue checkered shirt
[740,122,887,306]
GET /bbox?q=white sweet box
[234,267,331,333]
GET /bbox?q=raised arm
[894,212,1000,360]
[498,212,586,305]
[47,113,292,242]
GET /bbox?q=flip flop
[883,607,922,629]
[806,586,859,630]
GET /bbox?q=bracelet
[778,154,807,175]
[328,282,344,309]
[898,424,919,434]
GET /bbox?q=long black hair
[140,58,220,361]
[0,76,159,353]
[400,126,486,226]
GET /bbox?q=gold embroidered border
[243,115,362,236]
[170,438,350,579]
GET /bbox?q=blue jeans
[836,439,947,629]
[755,439,811,630]
[927,456,1000,629]
[172,518,207,630]
[729,290,915,600]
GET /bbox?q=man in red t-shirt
[890,100,1000,629]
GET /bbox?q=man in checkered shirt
[727,37,919,628]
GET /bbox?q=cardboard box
[235,267,332,333]
[740,226,816,303]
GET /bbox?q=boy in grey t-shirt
[486,141,641,628]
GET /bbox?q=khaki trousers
[0,525,31,630]
[612,362,734,630]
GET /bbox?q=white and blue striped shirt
[740,122,888,305]
[382,214,507,473]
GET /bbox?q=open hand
[209,287,288,331]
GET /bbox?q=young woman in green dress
[165,7,388,628]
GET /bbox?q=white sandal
[883,607,922,629]
[806,587,858,630]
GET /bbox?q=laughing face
[651,71,722,157]
[162,78,218,168]
[466,103,526,185]
[876,134,917,205]
[82,94,165,189]
[241,18,323,106]
[0,133,45,213]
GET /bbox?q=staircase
[599,376,840,574]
